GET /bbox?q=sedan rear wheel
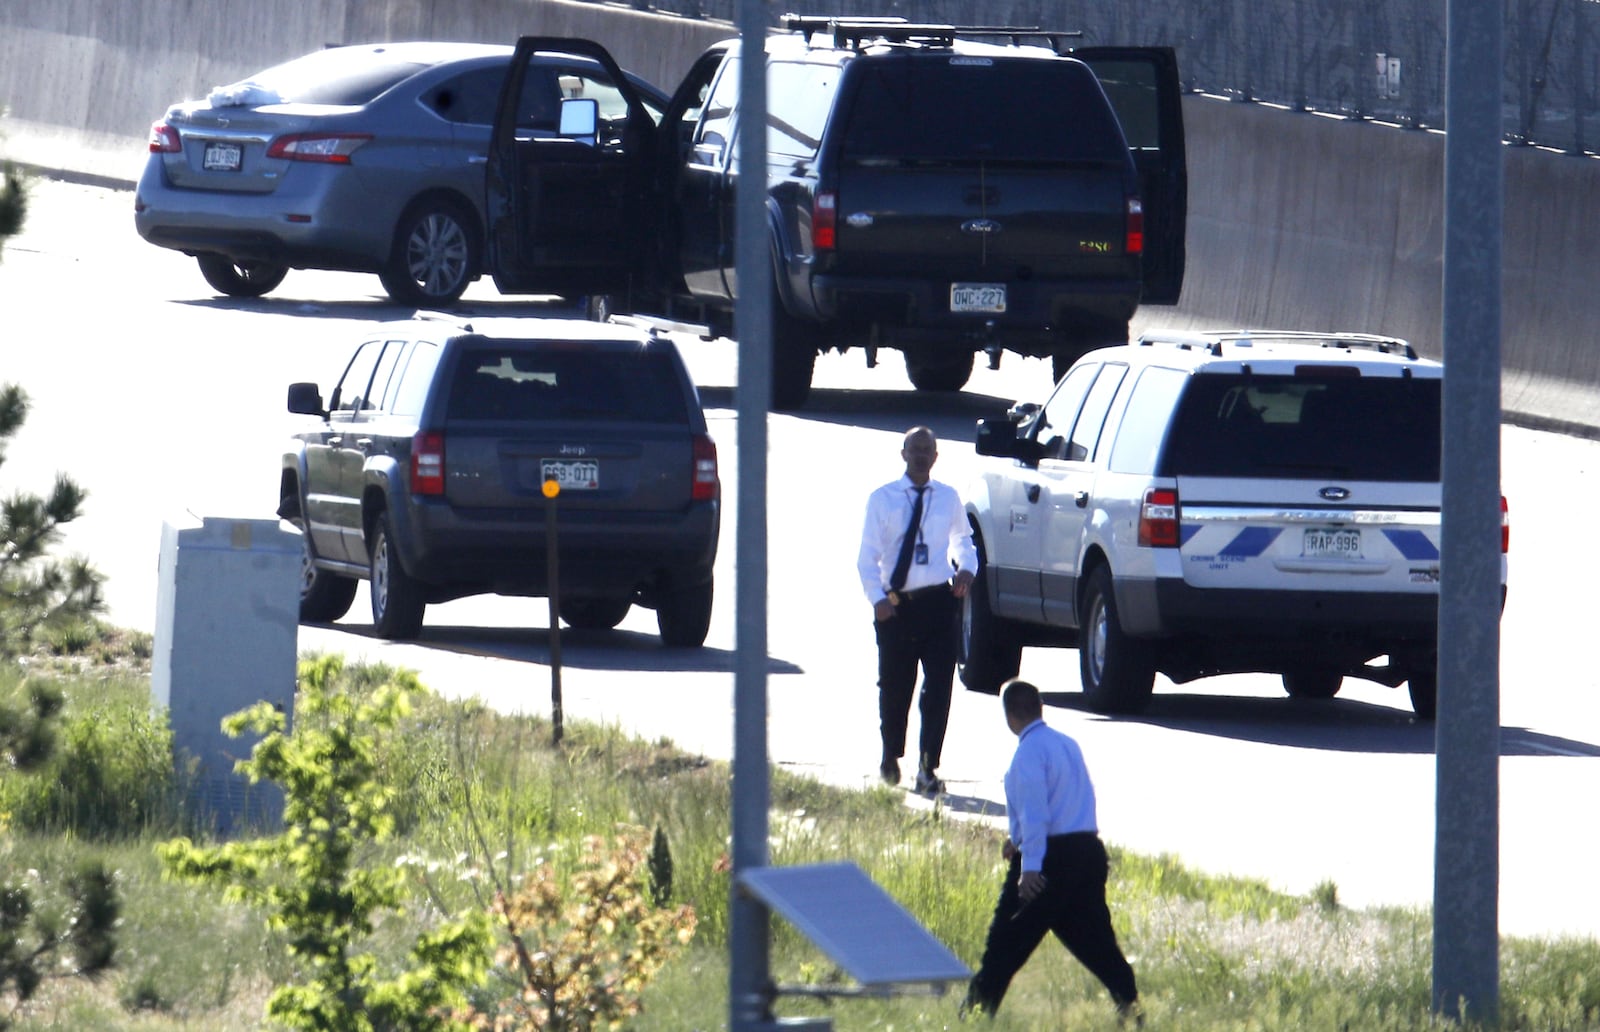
[379,200,477,306]
[197,254,288,297]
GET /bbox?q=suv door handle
[1026,484,1041,503]
[1075,490,1089,508]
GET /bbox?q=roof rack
[779,14,1081,53]
[1137,328,1417,360]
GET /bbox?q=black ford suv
[277,315,720,645]
[482,17,1188,409]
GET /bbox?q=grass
[2,652,1598,1031]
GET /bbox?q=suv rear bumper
[809,273,1140,352]
[1118,576,1441,642]
[397,499,719,597]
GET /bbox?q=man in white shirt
[961,679,1140,1022]
[856,426,977,796]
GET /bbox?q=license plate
[203,142,242,171]
[540,459,599,490]
[1302,528,1361,558]
[951,283,1006,313]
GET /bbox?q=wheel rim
[295,522,318,599]
[373,530,391,619]
[1088,597,1109,685]
[405,213,469,298]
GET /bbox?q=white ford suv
[960,329,1509,719]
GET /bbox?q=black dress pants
[966,832,1138,1014]
[874,588,957,770]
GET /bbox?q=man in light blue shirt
[962,679,1139,1022]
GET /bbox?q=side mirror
[558,97,599,145]
[287,382,325,417]
[975,413,1044,464]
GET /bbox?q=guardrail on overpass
[2,0,1595,438]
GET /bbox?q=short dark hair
[1001,678,1042,722]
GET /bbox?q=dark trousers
[874,588,957,771]
[966,832,1138,1014]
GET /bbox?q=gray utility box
[152,516,300,834]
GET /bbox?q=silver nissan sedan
[133,41,665,305]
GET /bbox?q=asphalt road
[3,177,1598,940]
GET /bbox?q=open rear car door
[485,37,657,299]
[1072,46,1188,305]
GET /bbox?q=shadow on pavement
[1042,690,1600,758]
[311,620,804,676]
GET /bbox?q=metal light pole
[1434,0,1502,1022]
[728,0,774,1028]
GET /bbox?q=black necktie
[888,485,927,592]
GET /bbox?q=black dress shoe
[879,758,900,785]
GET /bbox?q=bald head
[901,426,938,484]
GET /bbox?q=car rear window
[445,345,689,424]
[1159,373,1442,482]
[239,48,433,106]
[838,56,1129,164]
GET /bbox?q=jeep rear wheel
[905,353,974,392]
[282,493,357,623]
[369,510,426,639]
[656,578,713,648]
[959,564,1022,694]
[197,254,288,297]
[560,596,633,631]
[1079,565,1154,714]
[1282,669,1343,699]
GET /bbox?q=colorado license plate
[203,142,242,171]
[1302,528,1361,558]
[540,459,599,490]
[950,283,1006,313]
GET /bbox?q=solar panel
[737,862,972,989]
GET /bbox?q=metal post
[543,478,564,745]
[728,1,773,1029]
[1434,0,1502,1023]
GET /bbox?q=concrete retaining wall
[3,0,1595,435]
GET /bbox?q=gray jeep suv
[277,315,720,644]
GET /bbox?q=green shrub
[0,671,182,838]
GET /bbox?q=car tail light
[1125,197,1145,255]
[411,431,445,496]
[692,434,719,502]
[1138,487,1179,547]
[813,191,837,252]
[1501,494,1509,553]
[148,121,182,153]
[265,133,372,164]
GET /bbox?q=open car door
[486,37,657,299]
[1073,46,1187,305]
